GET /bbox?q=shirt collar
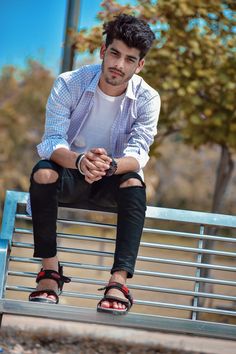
[126,78,137,100]
[85,66,102,93]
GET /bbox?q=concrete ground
[1,315,236,354]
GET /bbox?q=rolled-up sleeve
[123,92,161,169]
[37,76,72,159]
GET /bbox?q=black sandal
[29,263,71,304]
[97,281,133,315]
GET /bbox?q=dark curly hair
[103,14,155,59]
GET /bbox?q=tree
[0,61,54,214]
[72,0,236,215]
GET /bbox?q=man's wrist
[75,154,85,175]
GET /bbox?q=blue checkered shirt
[38,64,160,170]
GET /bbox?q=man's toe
[100,300,111,308]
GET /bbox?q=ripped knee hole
[33,169,59,184]
[119,178,143,188]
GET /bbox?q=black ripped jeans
[29,160,146,278]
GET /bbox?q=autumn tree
[0,61,54,212]
[72,0,236,215]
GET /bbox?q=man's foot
[97,271,133,315]
[29,257,71,304]
[99,287,127,310]
[31,277,59,303]
[100,271,127,309]
[32,257,59,302]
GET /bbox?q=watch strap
[105,157,117,177]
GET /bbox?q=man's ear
[100,43,106,59]
[135,58,145,74]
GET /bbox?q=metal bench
[0,190,236,339]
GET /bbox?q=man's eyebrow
[127,54,139,61]
[110,47,120,54]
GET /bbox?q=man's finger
[86,150,112,164]
[82,156,109,173]
[90,148,108,155]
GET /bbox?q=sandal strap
[98,281,133,306]
[36,265,71,292]
[29,289,59,304]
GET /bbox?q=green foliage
[143,0,236,152]
[71,0,236,213]
[0,61,54,203]
[73,0,236,153]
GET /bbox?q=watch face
[105,158,117,176]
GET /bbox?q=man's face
[100,39,145,90]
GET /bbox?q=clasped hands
[80,148,112,184]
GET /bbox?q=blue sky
[0,0,110,75]
[1,2,235,76]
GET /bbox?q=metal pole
[61,0,80,73]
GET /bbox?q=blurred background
[0,0,236,218]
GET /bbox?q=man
[28,14,160,315]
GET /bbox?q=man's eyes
[110,51,135,63]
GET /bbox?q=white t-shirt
[72,86,125,155]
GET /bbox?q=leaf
[190,114,201,125]
[177,88,186,96]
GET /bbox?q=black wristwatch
[105,157,118,177]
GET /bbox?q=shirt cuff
[37,140,70,159]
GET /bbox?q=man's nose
[115,57,125,70]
